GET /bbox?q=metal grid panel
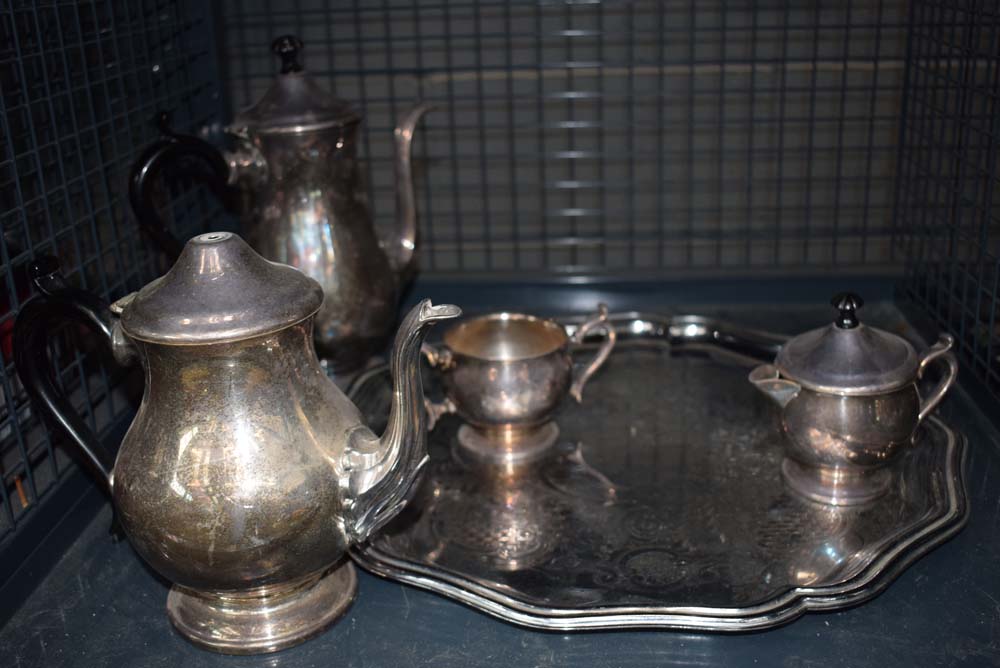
[219,0,909,276]
[896,1,1000,401]
[0,0,223,544]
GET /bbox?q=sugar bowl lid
[231,35,361,134]
[119,232,323,345]
[774,293,920,395]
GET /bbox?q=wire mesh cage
[896,0,1000,405]
[220,0,910,276]
[0,0,224,555]
[1,0,999,601]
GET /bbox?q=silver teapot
[130,35,432,372]
[749,293,958,506]
[14,232,460,654]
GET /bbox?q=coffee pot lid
[120,232,324,344]
[774,293,920,395]
[231,35,361,134]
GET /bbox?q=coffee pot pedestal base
[781,458,891,506]
[166,561,357,655]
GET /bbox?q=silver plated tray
[348,315,968,632]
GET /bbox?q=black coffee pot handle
[128,112,232,262]
[13,257,121,496]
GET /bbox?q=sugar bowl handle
[916,334,959,423]
[568,303,617,403]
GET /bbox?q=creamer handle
[568,303,617,403]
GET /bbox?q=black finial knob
[831,292,864,329]
[28,255,68,296]
[28,255,61,281]
[272,35,304,74]
[154,110,177,138]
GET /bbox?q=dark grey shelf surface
[3,285,999,668]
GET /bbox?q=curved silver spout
[392,103,434,280]
[344,299,460,542]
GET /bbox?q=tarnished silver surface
[348,320,968,631]
[166,562,358,655]
[231,36,361,133]
[422,307,616,464]
[119,231,324,344]
[230,90,431,369]
[22,233,461,653]
[232,114,405,370]
[750,294,960,505]
[209,37,433,370]
[774,323,921,395]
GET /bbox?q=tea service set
[12,35,958,654]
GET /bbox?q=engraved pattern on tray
[349,334,968,631]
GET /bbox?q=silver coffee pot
[130,35,431,372]
[14,232,460,654]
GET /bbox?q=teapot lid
[120,232,324,345]
[774,293,920,395]
[231,35,361,134]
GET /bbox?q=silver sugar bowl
[750,293,958,505]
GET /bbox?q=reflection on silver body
[228,107,430,370]
[422,306,616,464]
[54,234,460,653]
[219,37,431,371]
[750,294,959,505]
[348,321,968,631]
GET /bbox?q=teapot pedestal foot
[166,561,357,655]
[781,458,890,506]
[455,422,560,467]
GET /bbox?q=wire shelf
[0,0,224,546]
[220,0,910,275]
[896,0,1000,404]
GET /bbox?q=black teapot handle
[13,257,122,496]
[128,112,233,262]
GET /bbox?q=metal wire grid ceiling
[896,0,1000,403]
[219,0,909,276]
[0,0,223,543]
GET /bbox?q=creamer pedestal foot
[456,422,560,466]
